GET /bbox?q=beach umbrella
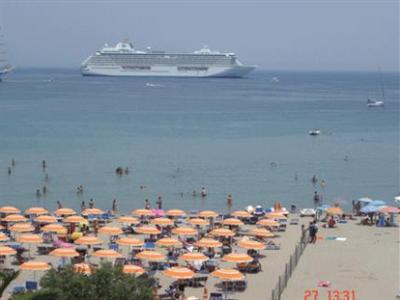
[54,208,76,216]
[0,246,16,256]
[136,250,166,261]
[378,206,400,214]
[248,228,274,238]
[172,227,197,236]
[357,197,373,204]
[394,195,400,203]
[198,210,218,218]
[93,249,122,258]
[135,226,161,235]
[187,218,209,226]
[116,216,140,224]
[81,208,104,216]
[2,214,27,223]
[0,233,9,242]
[326,207,343,216]
[256,219,279,227]
[98,226,123,235]
[25,207,49,215]
[211,268,244,281]
[179,252,209,262]
[222,218,244,226]
[370,200,386,207]
[20,261,51,281]
[156,237,182,248]
[0,206,20,214]
[238,239,265,250]
[166,209,186,217]
[73,263,91,275]
[34,215,57,224]
[266,212,286,219]
[151,217,174,226]
[230,211,251,218]
[132,209,154,217]
[41,223,67,234]
[360,205,379,214]
[209,228,235,237]
[50,248,79,258]
[17,234,43,244]
[123,265,145,275]
[162,267,195,279]
[10,223,34,233]
[63,215,86,223]
[75,236,102,245]
[116,237,143,247]
[195,238,222,248]
[222,253,252,263]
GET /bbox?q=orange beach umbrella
[132,209,154,216]
[211,268,244,281]
[198,210,218,218]
[231,211,251,218]
[17,234,43,244]
[163,267,195,279]
[117,216,140,224]
[172,227,197,236]
[0,246,17,256]
[222,253,252,263]
[116,237,143,247]
[238,239,265,250]
[81,208,104,216]
[195,238,222,248]
[179,252,209,262]
[209,228,235,237]
[54,208,76,216]
[257,219,279,227]
[50,248,79,258]
[123,265,145,275]
[41,223,67,234]
[2,214,27,223]
[0,206,20,214]
[135,226,161,235]
[93,249,122,258]
[75,236,102,245]
[10,223,34,233]
[25,207,49,215]
[20,261,51,271]
[187,218,208,226]
[34,215,57,224]
[151,218,174,226]
[248,228,274,238]
[98,226,123,235]
[156,237,182,248]
[166,209,186,217]
[136,250,166,261]
[63,215,86,223]
[222,218,244,226]
[0,233,9,241]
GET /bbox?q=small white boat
[300,208,316,217]
[367,99,384,107]
[309,129,321,136]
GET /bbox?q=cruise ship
[81,40,255,78]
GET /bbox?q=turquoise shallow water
[0,69,398,213]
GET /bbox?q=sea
[0,69,398,214]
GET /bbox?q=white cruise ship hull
[81,65,255,78]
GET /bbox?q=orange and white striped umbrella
[135,226,161,235]
[98,226,123,235]
[248,228,274,238]
[257,219,279,227]
[73,263,91,275]
[41,223,67,234]
[81,208,104,216]
[195,238,222,248]
[50,248,79,257]
[179,252,209,262]
[187,218,209,226]
[166,209,186,217]
[75,236,102,245]
[209,228,235,237]
[136,250,166,261]
[156,237,182,248]
[54,208,76,216]
[222,253,252,263]
[10,223,34,233]
[0,206,20,214]
[93,249,122,258]
[0,246,16,256]
[151,218,174,226]
[25,207,49,215]
[20,261,51,271]
[17,234,43,244]
[172,227,197,236]
[222,218,244,226]
[123,265,145,275]
[266,212,286,219]
[198,210,218,218]
[0,233,9,241]
[132,209,154,216]
[211,268,244,281]
[238,239,265,250]
[116,237,143,247]
[163,267,195,279]
[63,215,86,223]
[34,215,57,224]
[116,216,140,224]
[2,214,27,222]
[230,211,251,218]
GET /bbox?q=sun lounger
[290,218,300,225]
[209,292,223,300]
[25,281,38,291]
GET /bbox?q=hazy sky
[0,0,398,71]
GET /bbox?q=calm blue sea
[0,69,398,213]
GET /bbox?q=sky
[0,0,398,71]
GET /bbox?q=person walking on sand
[309,221,318,244]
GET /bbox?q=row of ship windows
[113,66,209,71]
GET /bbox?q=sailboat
[367,69,385,107]
[0,25,13,81]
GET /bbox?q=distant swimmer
[311,175,318,185]
[116,167,123,176]
[7,167,11,175]
[270,162,277,168]
[201,187,207,198]
[42,160,47,169]
[180,192,184,198]
[313,191,320,207]
[11,159,15,167]
[227,194,233,207]
[42,185,47,195]
[36,189,41,198]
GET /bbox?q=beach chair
[209,292,223,300]
[266,241,280,250]
[235,280,247,291]
[25,281,38,291]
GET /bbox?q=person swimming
[201,187,207,197]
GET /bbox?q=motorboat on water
[309,129,321,136]
[367,98,384,107]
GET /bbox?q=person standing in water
[313,191,320,207]
[144,199,150,209]
[201,187,207,198]
[226,194,233,208]
[57,201,62,209]
[7,167,11,175]
[11,159,15,167]
[89,198,94,208]
[156,196,162,209]
[81,200,86,211]
[42,160,47,169]
[112,199,118,212]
